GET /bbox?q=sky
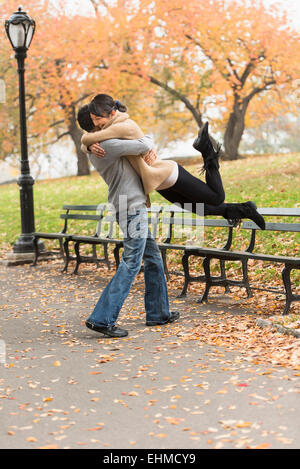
[44,0,300,165]
[262,0,300,30]
[2,0,300,180]
[54,0,300,31]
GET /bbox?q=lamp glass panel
[25,24,34,48]
[8,23,25,48]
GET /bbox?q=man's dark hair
[77,105,95,132]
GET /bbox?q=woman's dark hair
[77,105,95,132]
[88,93,127,117]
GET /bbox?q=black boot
[224,201,265,230]
[193,122,209,153]
[193,122,221,174]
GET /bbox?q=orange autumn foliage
[1,0,299,171]
[95,0,300,158]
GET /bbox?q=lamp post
[5,6,37,254]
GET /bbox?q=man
[77,105,179,338]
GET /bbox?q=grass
[0,152,299,321]
[0,172,108,250]
[0,152,299,256]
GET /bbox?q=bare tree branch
[245,80,277,101]
[226,58,241,83]
[49,119,65,128]
[240,60,257,87]
[73,93,94,106]
[148,75,203,127]
[30,131,71,151]
[185,33,232,81]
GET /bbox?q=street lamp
[5,6,37,253]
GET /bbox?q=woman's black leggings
[157,164,228,216]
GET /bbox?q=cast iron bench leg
[92,244,100,269]
[103,244,110,270]
[198,257,212,303]
[92,244,104,270]
[73,241,81,275]
[178,252,190,297]
[62,239,71,273]
[242,258,252,298]
[220,259,230,293]
[282,264,293,315]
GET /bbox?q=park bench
[155,205,236,282]
[33,204,164,275]
[33,204,299,314]
[67,210,123,274]
[161,206,299,315]
[32,204,107,272]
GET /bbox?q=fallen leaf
[255,443,272,449]
[235,421,252,428]
[38,444,58,449]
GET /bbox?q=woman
[77,94,265,229]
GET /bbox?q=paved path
[0,262,299,449]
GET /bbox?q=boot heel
[193,122,208,151]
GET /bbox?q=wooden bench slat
[161,216,234,228]
[62,204,106,211]
[60,214,102,221]
[161,216,204,227]
[183,246,299,263]
[71,235,122,243]
[161,205,300,218]
[157,243,189,250]
[34,232,70,239]
[242,221,300,232]
[203,219,234,227]
[258,208,300,216]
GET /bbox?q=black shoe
[85,321,128,337]
[193,122,221,173]
[225,201,266,230]
[193,122,209,153]
[146,311,180,326]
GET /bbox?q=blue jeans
[87,207,170,327]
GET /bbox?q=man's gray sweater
[88,136,154,213]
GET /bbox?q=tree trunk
[67,114,90,176]
[223,96,248,160]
